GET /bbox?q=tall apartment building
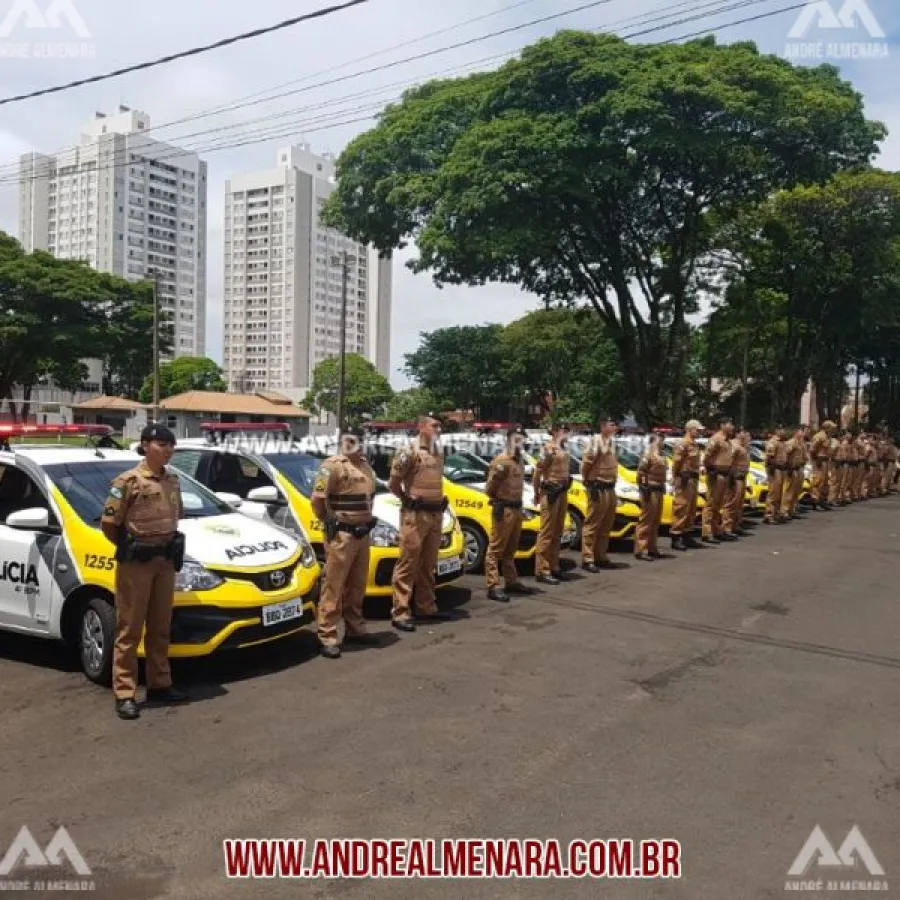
[222,144,391,395]
[18,106,208,358]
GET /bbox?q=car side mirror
[247,485,282,503]
[215,492,243,507]
[6,507,50,530]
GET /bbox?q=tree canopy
[322,30,885,427]
[303,353,394,427]
[139,356,226,403]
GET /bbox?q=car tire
[79,596,115,687]
[460,521,488,574]
[568,508,584,551]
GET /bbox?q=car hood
[373,493,455,532]
[177,513,301,567]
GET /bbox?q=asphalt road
[2,497,900,899]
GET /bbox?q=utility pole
[333,250,349,440]
[740,332,750,429]
[151,270,161,423]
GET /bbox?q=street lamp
[331,250,349,439]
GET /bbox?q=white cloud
[0,0,896,389]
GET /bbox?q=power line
[0,0,374,107]
[665,0,808,40]
[0,0,805,190]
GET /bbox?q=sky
[0,0,898,390]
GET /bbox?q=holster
[543,480,571,504]
[584,479,615,498]
[727,473,736,488]
[324,516,338,543]
[170,531,186,573]
[336,518,378,539]
[401,497,447,513]
[490,499,522,520]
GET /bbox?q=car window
[42,460,232,524]
[0,463,56,526]
[170,448,206,479]
[443,453,488,484]
[616,446,642,470]
[262,452,327,498]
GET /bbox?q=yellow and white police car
[0,425,320,685]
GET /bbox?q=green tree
[322,31,883,426]
[500,307,628,420]
[139,356,226,403]
[403,325,509,414]
[382,386,441,421]
[303,353,394,426]
[714,169,900,423]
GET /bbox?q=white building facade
[18,106,208,358]
[222,144,391,395]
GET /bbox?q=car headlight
[522,508,538,521]
[442,509,455,531]
[616,482,641,502]
[174,558,224,592]
[370,519,400,547]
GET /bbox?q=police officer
[885,436,899,494]
[580,418,627,571]
[484,425,536,602]
[852,430,868,501]
[764,425,789,524]
[809,420,835,509]
[670,420,704,551]
[533,422,572,585]
[865,433,880,499]
[311,426,380,659]
[722,427,751,538]
[389,413,454,631]
[634,433,669,561]
[701,417,736,544]
[780,426,806,521]
[100,424,187,720]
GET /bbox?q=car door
[0,462,63,633]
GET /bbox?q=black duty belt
[584,479,616,492]
[680,471,700,480]
[401,497,447,512]
[639,484,665,494]
[705,466,726,476]
[336,519,378,539]
[490,499,523,509]
[327,493,372,512]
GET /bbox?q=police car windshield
[265,452,390,496]
[444,451,489,484]
[43,460,231,525]
[616,446,642,470]
[748,445,765,462]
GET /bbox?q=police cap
[506,424,527,440]
[140,423,176,444]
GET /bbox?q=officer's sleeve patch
[109,485,123,499]
[313,466,331,494]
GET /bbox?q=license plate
[261,598,304,627]
[437,556,462,576]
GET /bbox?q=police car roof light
[0,423,113,438]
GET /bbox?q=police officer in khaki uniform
[389,414,454,631]
[580,418,627,571]
[865,434,880,499]
[634,433,669,561]
[100,424,187,721]
[701,418,736,544]
[484,425,536,602]
[833,432,852,506]
[852,431,868,500]
[764,425,789,524]
[670,420,704,551]
[533,422,572,585]
[827,431,843,505]
[842,430,859,503]
[722,427,751,537]
[780,426,806,520]
[884,437,899,494]
[809,421,835,509]
[311,426,380,659]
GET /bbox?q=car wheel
[460,522,487,574]
[79,596,115,686]
[568,508,584,551]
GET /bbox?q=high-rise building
[222,144,391,394]
[18,106,208,358]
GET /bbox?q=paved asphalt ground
[2,496,900,899]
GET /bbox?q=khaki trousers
[485,507,523,589]
[582,488,617,565]
[113,556,175,700]
[765,470,785,521]
[318,531,369,647]
[702,473,727,538]
[811,462,829,503]
[635,490,663,554]
[722,476,746,533]
[535,493,568,576]
[781,470,803,517]
[671,479,699,535]
[392,510,442,621]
